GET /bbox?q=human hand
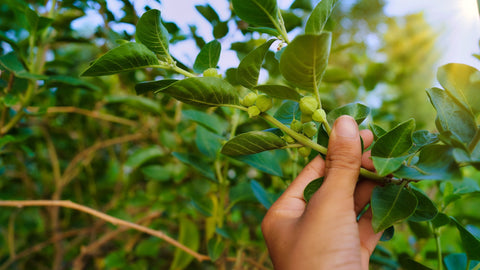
[261,115,382,270]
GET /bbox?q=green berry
[298,147,311,157]
[283,134,295,144]
[301,113,313,123]
[291,119,303,132]
[248,106,261,117]
[241,92,258,107]
[312,109,327,123]
[255,94,273,112]
[303,121,318,138]
[299,96,319,115]
[203,68,221,78]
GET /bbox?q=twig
[226,256,271,270]
[0,200,210,262]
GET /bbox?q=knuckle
[326,148,361,171]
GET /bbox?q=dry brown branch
[0,200,210,262]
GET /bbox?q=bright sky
[71,0,480,71]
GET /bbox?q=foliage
[1,0,480,269]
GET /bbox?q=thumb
[322,115,362,198]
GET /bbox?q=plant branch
[430,222,443,270]
[0,200,211,262]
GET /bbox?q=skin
[262,115,383,270]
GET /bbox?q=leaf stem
[276,9,290,43]
[467,260,471,270]
[261,113,327,154]
[430,222,443,270]
[468,129,480,152]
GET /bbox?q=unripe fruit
[291,119,303,132]
[301,113,313,123]
[283,134,295,144]
[298,147,311,157]
[203,68,221,78]
[303,121,318,138]
[248,106,261,117]
[241,92,257,107]
[299,96,319,115]
[255,94,273,112]
[312,109,327,123]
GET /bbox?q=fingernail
[333,116,357,138]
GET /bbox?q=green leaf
[159,77,240,107]
[444,253,480,270]
[323,66,352,83]
[135,9,170,58]
[191,195,213,216]
[427,87,477,144]
[135,237,161,257]
[221,131,286,156]
[247,27,280,36]
[305,0,339,34]
[280,33,332,91]
[250,180,277,209]
[327,103,370,126]
[371,184,418,233]
[0,135,16,150]
[410,130,439,153]
[193,40,221,73]
[135,79,178,95]
[141,165,171,182]
[196,126,224,160]
[370,124,387,140]
[372,156,410,177]
[125,146,165,169]
[25,7,53,33]
[290,0,313,11]
[213,21,229,39]
[230,182,256,204]
[303,177,324,202]
[394,145,461,181]
[195,4,220,24]
[182,109,229,135]
[274,100,301,124]
[172,152,217,182]
[437,63,480,115]
[372,119,415,158]
[170,218,200,270]
[237,39,275,88]
[232,0,279,29]
[207,237,225,262]
[254,84,302,100]
[451,217,480,261]
[380,226,395,241]
[46,75,101,92]
[0,52,47,80]
[431,212,450,228]
[105,95,162,114]
[235,151,284,177]
[408,186,438,222]
[398,254,432,270]
[81,42,159,76]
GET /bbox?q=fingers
[360,129,374,149]
[320,116,363,198]
[353,180,377,214]
[358,208,383,267]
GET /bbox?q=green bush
[1,0,480,269]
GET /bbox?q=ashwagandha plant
[79,0,480,268]
[1,0,480,268]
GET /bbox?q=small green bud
[299,96,319,115]
[248,105,261,117]
[283,134,295,144]
[301,113,313,123]
[298,147,311,157]
[241,92,258,107]
[203,68,221,78]
[312,109,327,123]
[255,94,273,112]
[303,121,318,138]
[291,119,303,132]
